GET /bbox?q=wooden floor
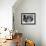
[0,39,16,46]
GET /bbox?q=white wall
[0,0,16,30]
[41,0,46,46]
[13,0,41,46]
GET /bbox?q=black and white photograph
[21,13,36,25]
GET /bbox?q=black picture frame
[21,13,36,25]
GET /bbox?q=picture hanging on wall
[21,13,36,25]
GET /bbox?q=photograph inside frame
[21,13,36,25]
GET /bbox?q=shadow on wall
[12,0,24,33]
[12,0,24,9]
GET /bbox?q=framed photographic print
[21,13,36,25]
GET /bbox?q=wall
[13,0,41,46]
[41,0,46,46]
[0,0,16,30]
